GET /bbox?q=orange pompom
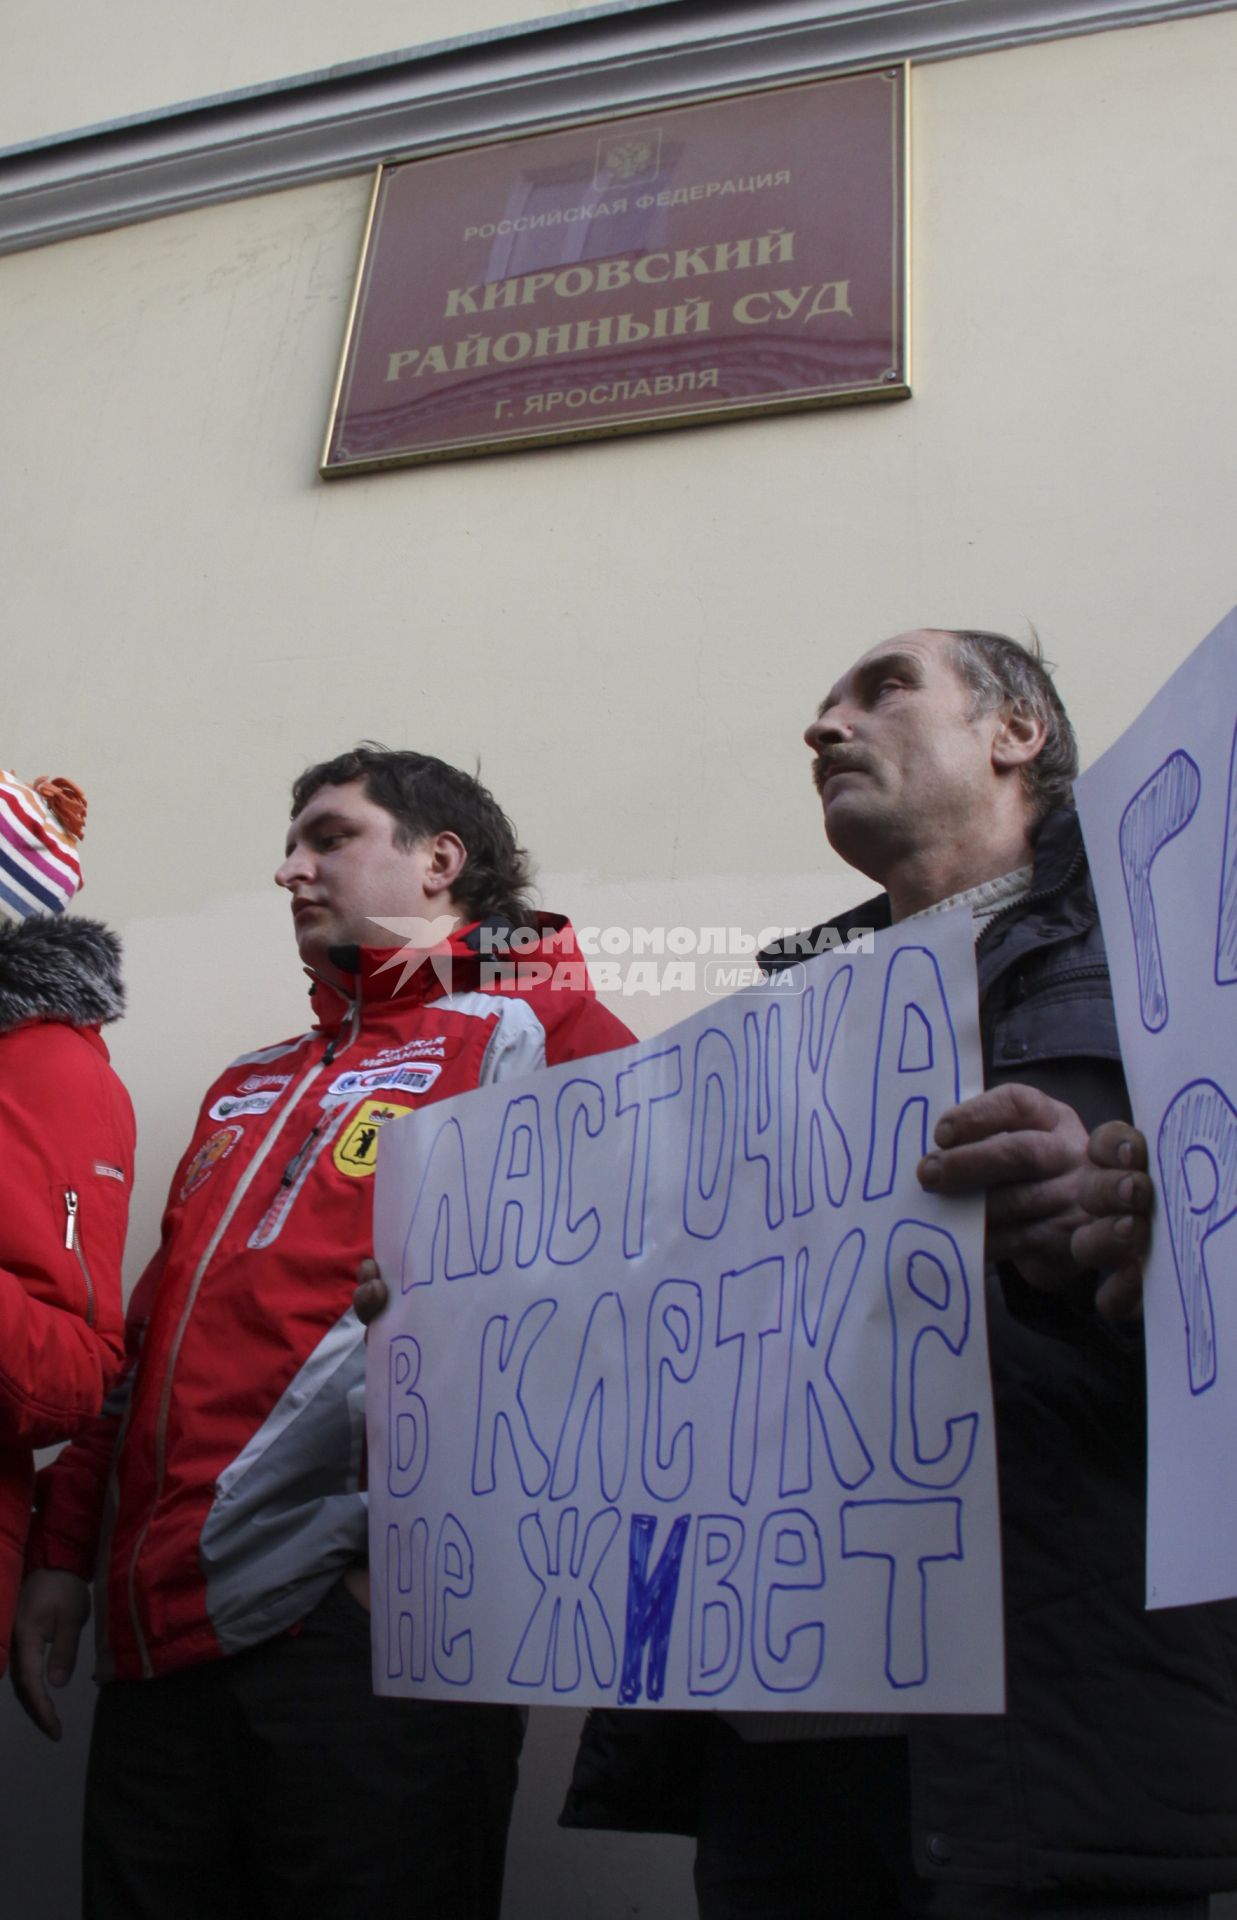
[33,775,88,840]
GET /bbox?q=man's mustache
[812,750,872,794]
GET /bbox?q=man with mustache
[567,628,1237,1917]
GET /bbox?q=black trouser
[693,1723,1210,1920]
[84,1580,524,1920]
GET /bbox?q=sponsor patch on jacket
[180,1125,244,1200]
[358,1036,461,1069]
[332,1100,413,1178]
[93,1161,126,1182]
[236,1072,293,1096]
[322,1064,441,1105]
[208,1089,282,1121]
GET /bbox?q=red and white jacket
[28,917,632,1681]
[0,918,133,1675]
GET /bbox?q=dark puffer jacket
[564,811,1237,1895]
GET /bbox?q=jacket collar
[0,915,125,1033]
[973,807,1092,994]
[760,808,1090,978]
[306,911,579,1032]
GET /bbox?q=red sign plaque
[322,67,908,474]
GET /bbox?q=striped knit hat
[0,771,87,922]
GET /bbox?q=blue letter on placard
[864,948,960,1201]
[619,1513,690,1703]
[791,968,853,1217]
[1217,719,1237,985]
[840,1498,963,1688]
[432,1514,474,1685]
[1118,750,1200,1032]
[687,1515,745,1697]
[779,1234,874,1496]
[400,1116,477,1289]
[550,1293,630,1503]
[684,1029,739,1241]
[743,1004,785,1230]
[886,1221,978,1489]
[718,1258,784,1505]
[480,1093,546,1272]
[547,1078,606,1266]
[617,1049,684,1259]
[1158,1079,1237,1393]
[385,1517,429,1681]
[388,1336,429,1497]
[509,1506,621,1691]
[472,1301,555,1496]
[642,1280,703,1503]
[751,1508,825,1693]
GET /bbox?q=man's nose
[275,848,311,889]
[804,707,851,751]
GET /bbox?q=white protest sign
[1075,603,1237,1608]
[367,911,1002,1710]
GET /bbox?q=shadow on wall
[0,1674,695,1920]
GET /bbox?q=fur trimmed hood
[0,916,125,1033]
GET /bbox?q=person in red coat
[0,768,133,1686]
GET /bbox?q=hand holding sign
[917,1083,1092,1291]
[1071,1122,1152,1322]
[354,1257,389,1326]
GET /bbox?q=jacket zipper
[64,1190,97,1328]
[125,998,360,1675]
[974,840,1112,1072]
[279,1120,327,1190]
[975,842,1086,963]
[1024,962,1110,989]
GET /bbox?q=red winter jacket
[0,918,133,1674]
[28,917,631,1681]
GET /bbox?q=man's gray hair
[946,628,1079,817]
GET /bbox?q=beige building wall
[1,6,1235,1916]
[0,0,586,146]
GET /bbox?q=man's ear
[423,831,468,899]
[991,701,1047,774]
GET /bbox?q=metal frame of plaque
[322,65,909,474]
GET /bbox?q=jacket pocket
[49,1183,97,1327]
[990,975,1122,1073]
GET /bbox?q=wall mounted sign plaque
[322,66,908,473]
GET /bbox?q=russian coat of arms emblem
[594,129,662,189]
